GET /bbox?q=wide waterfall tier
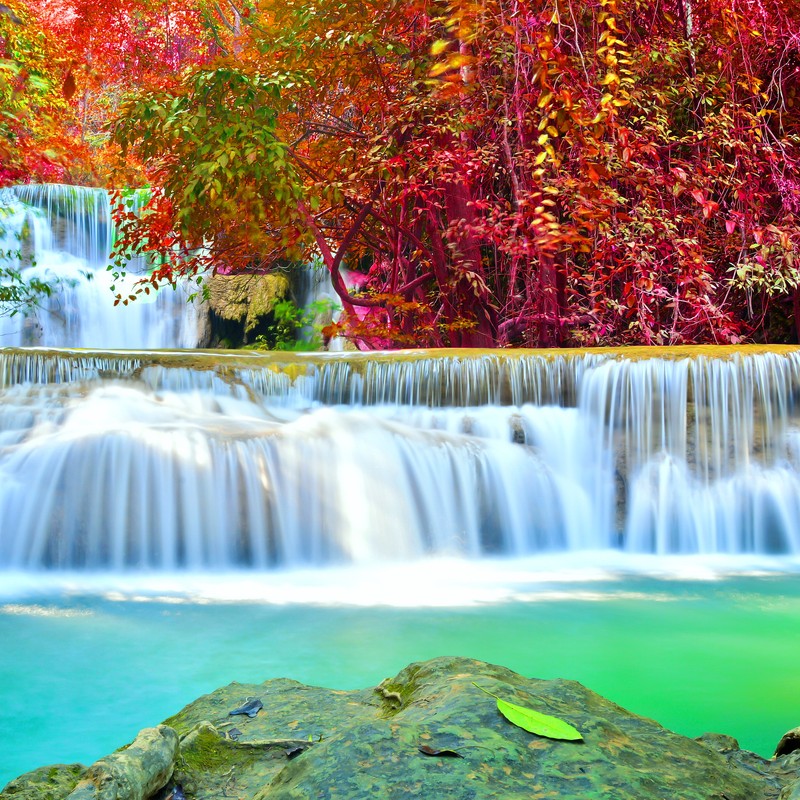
[0,185,200,348]
[1,346,800,569]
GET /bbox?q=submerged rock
[4,657,800,800]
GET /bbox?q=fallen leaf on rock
[228,698,263,718]
[285,744,311,759]
[227,728,242,741]
[472,683,583,742]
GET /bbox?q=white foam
[1,553,798,607]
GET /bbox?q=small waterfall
[0,185,201,348]
[290,261,344,349]
[1,346,800,570]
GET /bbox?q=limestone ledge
[3,657,799,800]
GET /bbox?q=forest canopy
[2,0,800,348]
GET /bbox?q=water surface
[2,560,798,785]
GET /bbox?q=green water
[1,574,799,786]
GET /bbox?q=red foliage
[10,0,800,347]
[2,0,219,186]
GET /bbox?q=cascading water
[1,346,800,570]
[1,185,799,572]
[0,185,201,348]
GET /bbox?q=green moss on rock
[174,721,298,798]
[0,764,85,800]
[208,273,290,333]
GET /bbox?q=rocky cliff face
[3,657,799,800]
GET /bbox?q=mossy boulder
[5,657,800,800]
[163,656,789,800]
[0,764,85,800]
[207,273,290,334]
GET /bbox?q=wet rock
[0,764,85,800]
[65,725,178,800]
[6,659,800,800]
[163,657,788,800]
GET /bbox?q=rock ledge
[3,657,799,800]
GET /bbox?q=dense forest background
[2,0,800,348]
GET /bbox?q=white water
[0,185,200,348]
[2,347,800,570]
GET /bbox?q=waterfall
[0,185,201,348]
[1,346,800,570]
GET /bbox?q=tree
[104,0,800,347]
[0,0,76,184]
[1,0,224,187]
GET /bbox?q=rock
[699,734,788,798]
[0,764,85,800]
[6,658,800,800]
[162,656,787,800]
[207,273,290,335]
[64,725,178,800]
[777,729,800,758]
[781,780,800,800]
[695,732,741,753]
[194,302,214,349]
[172,721,310,798]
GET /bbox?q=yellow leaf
[449,53,475,68]
[535,151,548,165]
[538,92,554,109]
[431,39,450,56]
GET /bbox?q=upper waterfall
[0,185,201,349]
[1,346,800,570]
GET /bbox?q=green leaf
[473,684,583,742]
